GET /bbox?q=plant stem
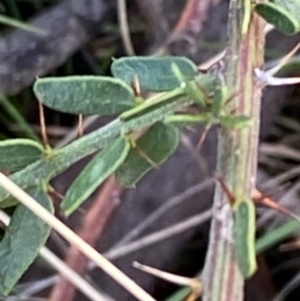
[202,1,265,301]
[0,91,191,202]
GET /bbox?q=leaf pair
[33,57,198,116]
[61,123,180,216]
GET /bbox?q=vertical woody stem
[202,1,265,301]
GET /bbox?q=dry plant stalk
[0,172,156,301]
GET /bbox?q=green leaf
[0,188,53,296]
[111,56,198,92]
[33,76,136,115]
[0,139,44,172]
[115,123,180,188]
[61,138,131,216]
[0,14,46,35]
[255,2,300,35]
[256,220,300,254]
[233,200,257,278]
[219,115,254,129]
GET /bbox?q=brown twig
[49,176,124,301]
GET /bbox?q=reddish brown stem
[49,176,124,301]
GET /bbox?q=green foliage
[34,76,136,115]
[0,55,256,293]
[115,123,180,187]
[0,56,252,203]
[111,56,198,92]
[233,200,257,278]
[0,139,44,172]
[0,0,299,296]
[255,0,300,35]
[61,138,131,216]
[0,187,53,296]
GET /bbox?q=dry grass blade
[0,172,156,301]
[117,0,135,55]
[0,211,112,301]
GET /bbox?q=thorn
[38,101,49,147]
[196,127,209,150]
[216,177,236,206]
[78,114,84,137]
[132,75,141,97]
[268,42,300,77]
[47,187,65,216]
[48,186,64,201]
[255,42,300,86]
[252,189,300,222]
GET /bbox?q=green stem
[0,90,192,201]
[202,1,265,300]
